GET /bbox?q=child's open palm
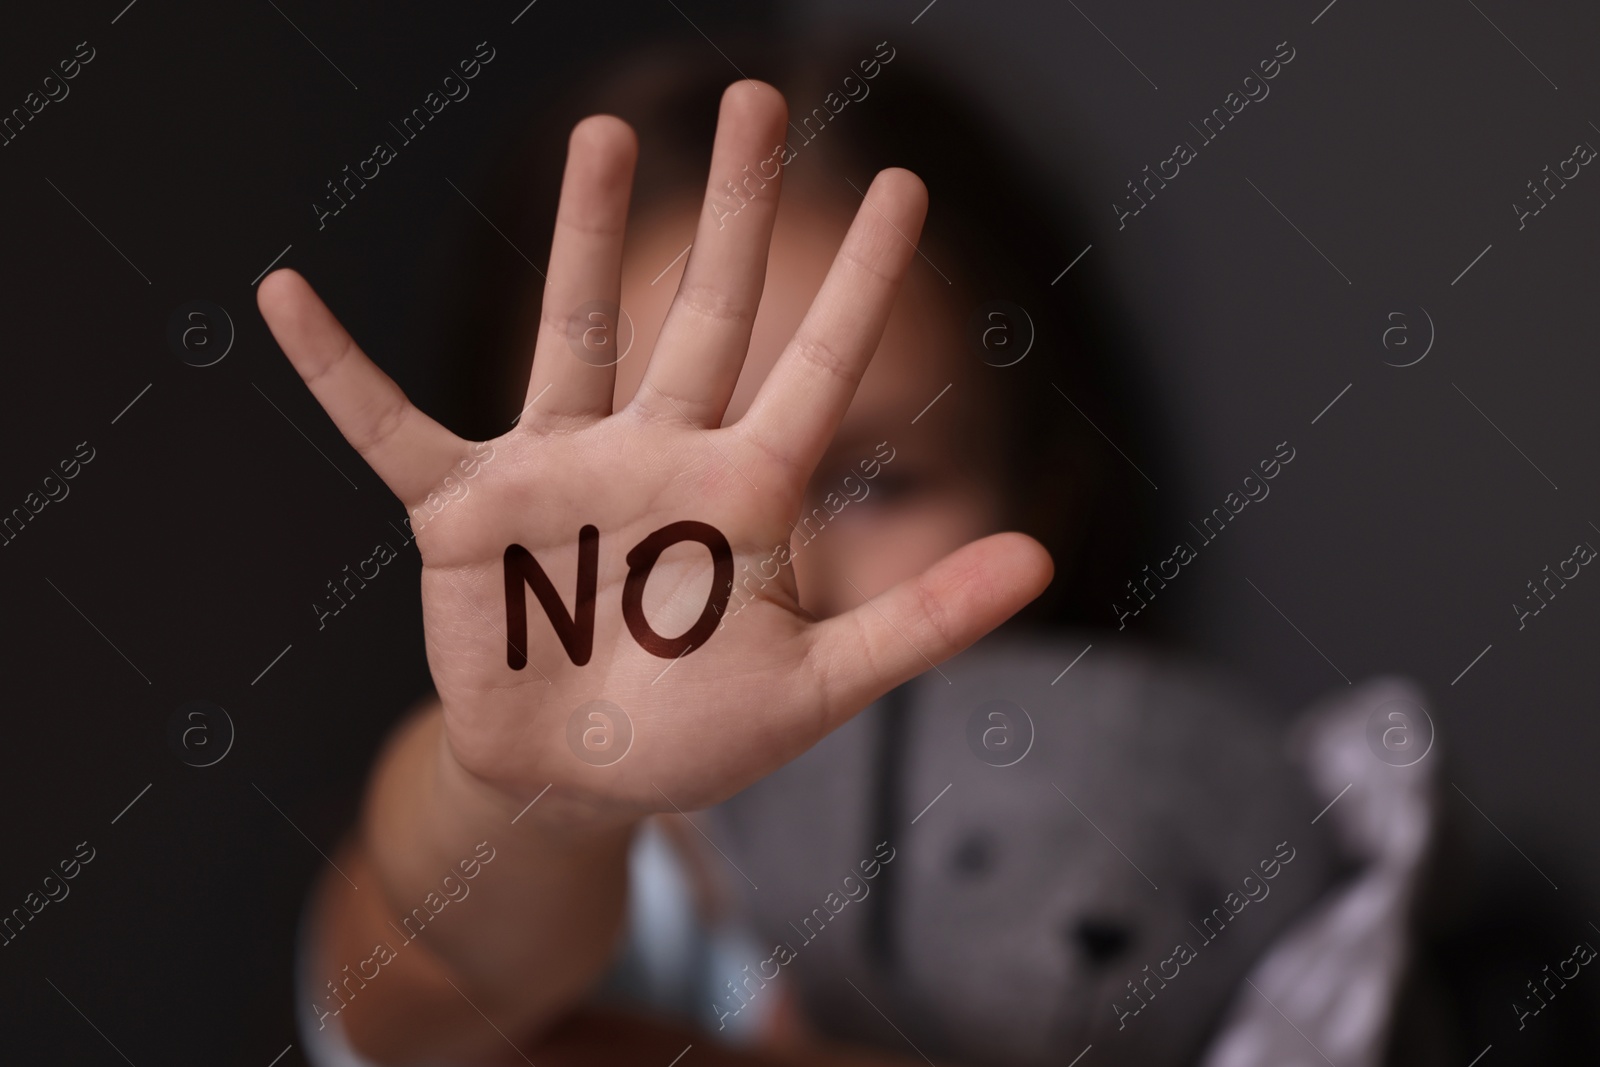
[257,81,1051,825]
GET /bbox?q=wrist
[429,707,639,848]
[362,702,636,913]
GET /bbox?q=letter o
[622,521,734,658]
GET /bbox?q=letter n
[503,527,598,668]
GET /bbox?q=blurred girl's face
[607,194,1007,620]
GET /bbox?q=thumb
[806,532,1054,727]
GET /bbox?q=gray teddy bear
[700,634,1438,1067]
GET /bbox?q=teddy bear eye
[1072,918,1133,965]
[949,830,996,877]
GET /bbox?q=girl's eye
[864,471,922,502]
[803,466,928,511]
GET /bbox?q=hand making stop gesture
[257,80,1051,827]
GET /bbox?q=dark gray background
[0,0,1595,1063]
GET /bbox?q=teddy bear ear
[1199,676,1440,1067]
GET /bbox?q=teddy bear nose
[1071,918,1132,965]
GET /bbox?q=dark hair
[428,35,1180,633]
